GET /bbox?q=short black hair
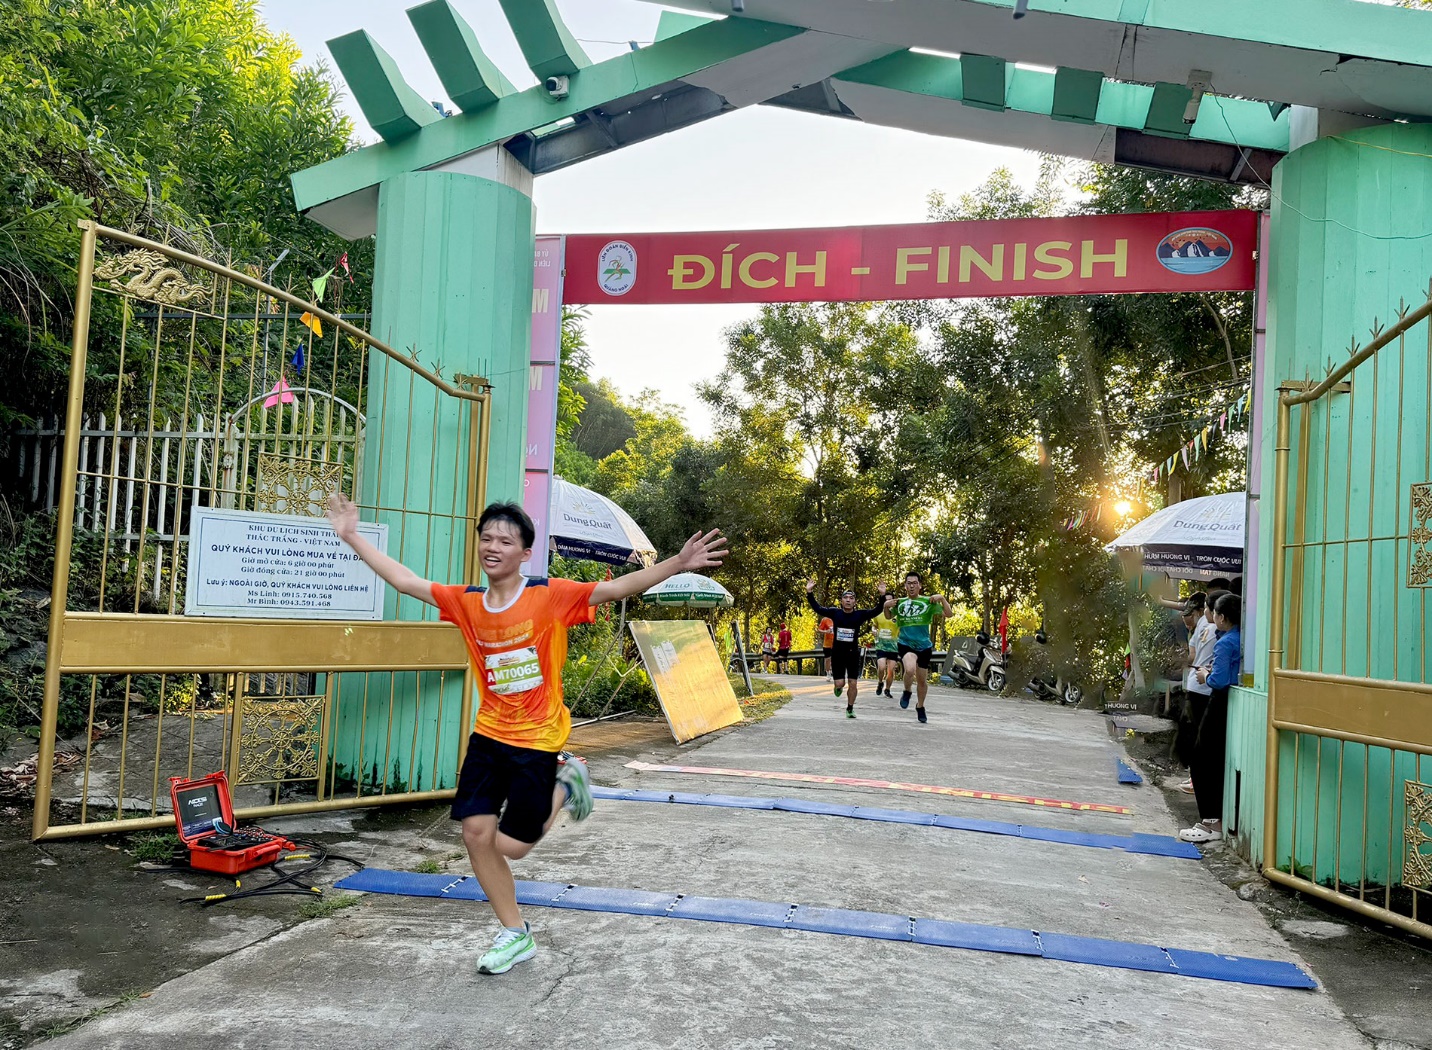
[1230,576,1244,596]
[1213,591,1241,626]
[477,502,535,549]
[1208,577,1232,590]
[1184,591,1207,613]
[905,571,923,583]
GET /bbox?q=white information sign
[184,507,388,619]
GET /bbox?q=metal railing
[32,223,493,840]
[1264,282,1432,937]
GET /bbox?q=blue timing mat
[334,869,1316,990]
[588,786,1198,859]
[1116,758,1145,785]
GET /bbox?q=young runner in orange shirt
[326,495,726,975]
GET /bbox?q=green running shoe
[556,752,594,821]
[833,684,843,697]
[846,708,856,719]
[478,923,536,975]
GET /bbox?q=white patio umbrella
[1105,491,1245,580]
[548,475,656,567]
[642,572,733,608]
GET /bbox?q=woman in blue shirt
[1179,592,1242,844]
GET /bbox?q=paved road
[42,678,1369,1050]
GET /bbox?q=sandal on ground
[1177,819,1222,843]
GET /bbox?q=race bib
[485,646,543,695]
[836,627,855,642]
[877,627,893,641]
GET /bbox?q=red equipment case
[169,771,293,875]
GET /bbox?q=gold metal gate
[1264,283,1432,937]
[31,223,491,840]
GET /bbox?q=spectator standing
[1179,593,1242,844]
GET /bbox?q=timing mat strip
[335,869,1315,990]
[589,786,1198,859]
[624,760,1132,815]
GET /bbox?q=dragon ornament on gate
[94,247,209,306]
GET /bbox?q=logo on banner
[1156,227,1233,276]
[597,240,637,296]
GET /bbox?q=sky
[259,1,1044,435]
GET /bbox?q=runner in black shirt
[806,579,888,718]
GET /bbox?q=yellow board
[628,620,743,743]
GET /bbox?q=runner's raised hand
[806,578,818,593]
[677,528,728,571]
[326,492,359,541]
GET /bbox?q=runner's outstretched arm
[804,580,837,616]
[590,528,728,605]
[326,493,436,607]
[857,581,889,621]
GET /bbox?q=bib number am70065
[485,646,543,695]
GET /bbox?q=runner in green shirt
[882,571,953,723]
[870,608,900,697]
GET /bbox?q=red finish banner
[562,210,1257,305]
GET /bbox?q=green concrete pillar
[332,155,536,792]
[1231,121,1432,871]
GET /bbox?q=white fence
[12,403,363,602]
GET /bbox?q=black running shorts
[450,732,559,844]
[831,645,863,682]
[897,643,934,669]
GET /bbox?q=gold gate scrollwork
[1406,780,1432,889]
[232,685,330,791]
[93,247,209,306]
[255,453,343,518]
[1409,483,1432,586]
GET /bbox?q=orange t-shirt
[432,578,598,753]
[819,617,834,648]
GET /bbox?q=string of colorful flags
[263,252,355,409]
[1060,387,1252,531]
[1146,386,1252,484]
[1061,501,1119,532]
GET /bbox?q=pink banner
[521,236,565,577]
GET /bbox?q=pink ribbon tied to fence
[264,376,295,409]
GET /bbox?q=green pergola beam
[327,29,442,142]
[1144,81,1194,139]
[1051,67,1102,124]
[294,17,803,214]
[959,54,1008,112]
[408,1,514,113]
[655,10,716,43]
[496,0,590,80]
[835,50,1289,153]
[967,0,1431,69]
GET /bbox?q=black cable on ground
[164,835,366,907]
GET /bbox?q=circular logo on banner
[1156,227,1233,275]
[597,240,638,296]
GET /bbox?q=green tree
[700,302,924,599]
[0,0,361,429]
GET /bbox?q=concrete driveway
[39,678,1368,1050]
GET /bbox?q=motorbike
[1027,629,1083,706]
[945,630,1007,693]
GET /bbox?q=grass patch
[413,858,441,874]
[38,990,145,1040]
[128,832,181,863]
[737,677,792,723]
[298,893,361,920]
[446,849,466,861]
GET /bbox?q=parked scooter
[1027,629,1082,705]
[945,631,1007,693]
